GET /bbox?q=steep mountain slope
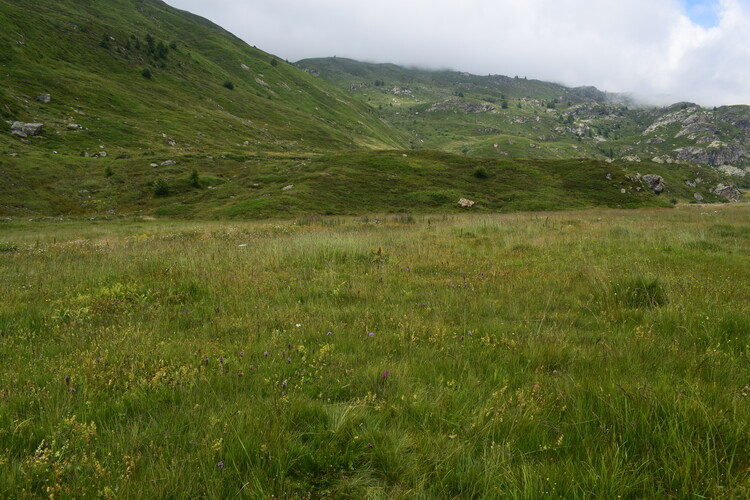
[0,0,406,156]
[296,58,750,186]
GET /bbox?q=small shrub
[189,169,201,188]
[104,166,114,177]
[611,276,667,309]
[223,81,234,90]
[153,177,170,197]
[270,58,278,67]
[142,68,152,79]
[473,166,489,179]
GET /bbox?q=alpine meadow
[2,0,750,498]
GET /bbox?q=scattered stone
[241,64,250,72]
[8,153,18,157]
[642,174,665,195]
[35,94,51,103]
[620,188,626,194]
[606,173,612,181]
[98,151,107,158]
[67,124,83,130]
[713,184,741,201]
[161,160,176,166]
[10,121,43,137]
[282,185,294,191]
[150,163,159,167]
[694,192,704,202]
[168,139,176,147]
[458,198,475,208]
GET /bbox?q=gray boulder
[642,174,665,195]
[35,94,51,103]
[713,184,742,201]
[10,121,43,138]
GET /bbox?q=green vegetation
[0,0,406,157]
[295,58,750,171]
[0,149,731,218]
[2,205,750,497]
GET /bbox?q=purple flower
[264,350,269,357]
[327,331,333,336]
[282,380,287,390]
[219,356,224,365]
[368,332,375,337]
[240,351,245,357]
[217,461,224,470]
[64,375,70,386]
[69,388,76,394]
[203,357,209,366]
[382,370,389,381]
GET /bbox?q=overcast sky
[166,0,750,106]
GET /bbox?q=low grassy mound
[0,150,729,218]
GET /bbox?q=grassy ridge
[1,205,750,497]
[0,149,730,218]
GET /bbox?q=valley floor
[2,205,750,498]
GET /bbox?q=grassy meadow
[2,205,750,498]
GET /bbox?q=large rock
[10,121,43,138]
[642,174,665,194]
[458,198,475,208]
[713,184,742,201]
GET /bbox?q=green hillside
[0,0,406,156]
[296,58,750,181]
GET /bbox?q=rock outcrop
[10,121,43,137]
[458,198,475,207]
[713,184,741,201]
[642,174,665,194]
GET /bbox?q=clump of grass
[611,276,667,309]
[0,242,18,252]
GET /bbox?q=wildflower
[204,357,209,366]
[69,388,76,394]
[240,351,245,357]
[327,331,333,336]
[282,380,287,390]
[382,370,389,381]
[295,323,302,328]
[64,375,70,386]
[219,356,224,365]
[217,461,224,470]
[237,371,244,377]
[368,332,375,337]
[264,350,269,357]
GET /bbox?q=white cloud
[166,0,750,106]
